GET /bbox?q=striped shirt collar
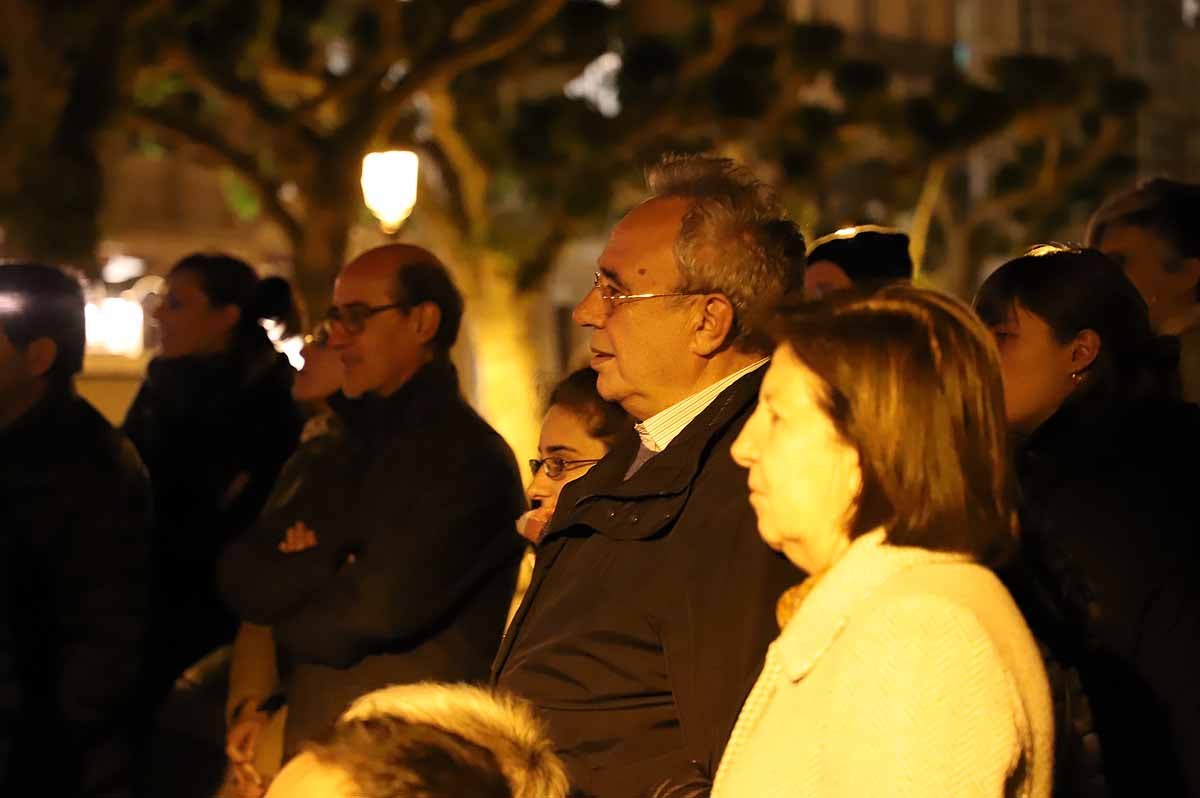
[635,357,769,453]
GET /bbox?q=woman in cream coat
[712,286,1054,798]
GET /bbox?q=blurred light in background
[101,255,147,284]
[361,150,419,233]
[86,294,143,357]
[261,318,305,370]
[565,52,622,117]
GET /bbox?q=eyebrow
[544,444,581,455]
[597,266,630,293]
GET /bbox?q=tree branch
[426,87,490,239]
[370,0,566,136]
[290,0,406,122]
[968,116,1124,226]
[909,156,950,279]
[161,45,288,128]
[128,106,303,244]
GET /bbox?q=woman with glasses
[507,368,633,624]
[217,328,354,798]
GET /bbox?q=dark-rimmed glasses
[317,302,406,338]
[529,456,603,480]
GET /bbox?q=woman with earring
[976,245,1200,796]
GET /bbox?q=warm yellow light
[85,295,144,357]
[361,150,419,233]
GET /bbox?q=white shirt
[635,358,769,453]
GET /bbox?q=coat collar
[774,530,973,682]
[545,366,764,542]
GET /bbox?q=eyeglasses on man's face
[529,456,604,480]
[317,302,406,339]
[591,272,705,315]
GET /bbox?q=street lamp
[361,150,419,234]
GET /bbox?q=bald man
[219,245,525,759]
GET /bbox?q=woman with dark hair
[507,368,633,625]
[712,285,1053,798]
[976,245,1200,796]
[125,253,303,702]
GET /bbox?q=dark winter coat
[1,389,151,797]
[494,368,800,798]
[1010,397,1200,797]
[123,331,301,694]
[219,359,525,751]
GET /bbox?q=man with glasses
[219,244,525,764]
[494,155,805,798]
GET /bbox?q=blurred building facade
[791,0,1200,182]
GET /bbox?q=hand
[516,506,555,545]
[226,706,271,795]
[278,522,318,553]
[221,472,252,510]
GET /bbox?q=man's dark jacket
[219,360,526,750]
[494,367,799,798]
[1,389,151,797]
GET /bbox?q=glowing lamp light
[361,150,419,234]
[85,294,144,357]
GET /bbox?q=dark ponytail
[170,253,299,341]
[247,275,301,337]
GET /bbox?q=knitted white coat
[712,531,1054,798]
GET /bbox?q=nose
[525,467,558,506]
[325,322,352,350]
[730,404,763,469]
[572,285,605,329]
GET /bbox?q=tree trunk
[462,250,543,479]
[937,223,975,300]
[291,192,354,325]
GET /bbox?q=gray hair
[646,154,803,352]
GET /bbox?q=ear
[219,304,241,330]
[24,338,58,379]
[410,301,442,347]
[1070,329,1101,374]
[689,294,736,357]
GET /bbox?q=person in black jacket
[801,225,913,298]
[124,253,303,703]
[0,262,151,798]
[494,155,802,798]
[219,244,525,759]
[976,245,1200,797]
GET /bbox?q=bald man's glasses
[319,302,406,338]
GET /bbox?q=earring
[1070,371,1083,386]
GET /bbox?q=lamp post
[360,150,419,234]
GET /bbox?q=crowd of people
[2,155,1198,798]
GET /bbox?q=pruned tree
[0,0,138,266]
[1,0,1150,456]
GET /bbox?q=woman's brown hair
[771,284,1014,564]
